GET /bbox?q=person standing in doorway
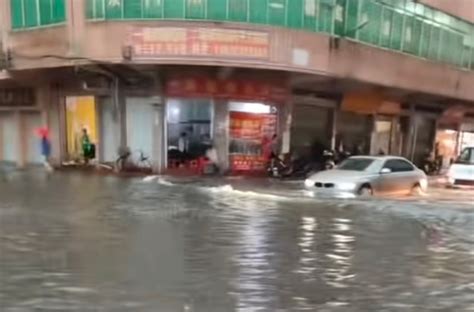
[81,128,95,164]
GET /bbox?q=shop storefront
[291,97,336,158]
[164,77,288,174]
[65,96,98,162]
[435,128,458,168]
[166,97,213,170]
[228,102,277,172]
[339,91,401,156]
[336,111,372,155]
[433,106,466,168]
[0,88,41,166]
[412,114,437,167]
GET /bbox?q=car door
[392,159,418,194]
[378,160,398,195]
[379,159,417,195]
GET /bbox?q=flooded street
[1,170,474,311]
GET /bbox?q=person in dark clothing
[81,128,95,164]
[39,128,53,171]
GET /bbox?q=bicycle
[115,147,152,172]
[134,150,152,170]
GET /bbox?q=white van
[447,147,474,187]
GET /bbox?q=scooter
[422,155,442,175]
[323,149,336,170]
[266,155,288,178]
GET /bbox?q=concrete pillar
[369,114,377,155]
[58,94,67,163]
[16,111,26,168]
[278,100,293,155]
[213,100,229,172]
[329,108,338,151]
[117,82,127,148]
[410,117,419,162]
[454,124,462,155]
[0,0,11,48]
[152,101,165,173]
[67,0,86,56]
[0,115,3,161]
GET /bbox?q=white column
[152,101,165,173]
[279,99,293,155]
[213,100,229,172]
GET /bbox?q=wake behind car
[304,156,427,197]
[447,146,474,188]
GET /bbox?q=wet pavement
[0,169,473,311]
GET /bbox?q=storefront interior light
[171,107,180,116]
[229,102,271,114]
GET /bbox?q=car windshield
[456,148,474,164]
[338,158,375,171]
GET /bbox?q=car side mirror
[380,168,392,174]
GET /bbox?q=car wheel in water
[411,184,424,196]
[358,185,373,197]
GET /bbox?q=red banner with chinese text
[166,78,288,103]
[130,27,269,60]
[229,112,277,172]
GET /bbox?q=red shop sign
[130,27,269,60]
[230,155,266,171]
[166,78,288,103]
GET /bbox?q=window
[338,158,375,171]
[383,159,415,172]
[457,148,474,164]
[10,0,66,29]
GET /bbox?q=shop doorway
[98,97,119,163]
[0,113,18,163]
[434,129,458,169]
[336,111,371,155]
[166,98,213,171]
[228,102,277,173]
[371,116,401,156]
[412,116,436,167]
[291,104,332,159]
[65,96,98,161]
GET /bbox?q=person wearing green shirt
[81,128,95,164]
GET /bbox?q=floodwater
[0,170,473,311]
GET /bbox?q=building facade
[0,0,473,172]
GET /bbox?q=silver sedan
[304,156,428,197]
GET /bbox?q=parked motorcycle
[323,149,336,170]
[267,155,289,178]
[422,155,442,175]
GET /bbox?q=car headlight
[337,182,357,191]
[304,179,314,188]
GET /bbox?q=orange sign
[342,91,400,115]
[130,27,269,59]
[229,112,277,171]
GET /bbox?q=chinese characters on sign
[229,112,277,172]
[166,78,288,103]
[130,27,270,59]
